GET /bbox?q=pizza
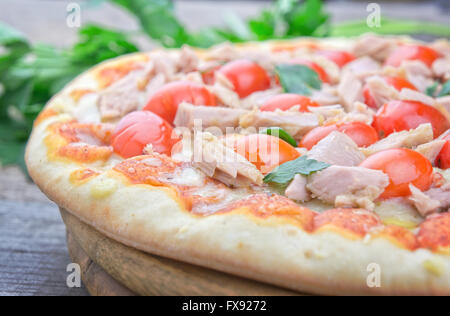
[26,34,450,295]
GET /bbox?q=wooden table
[1,0,449,296]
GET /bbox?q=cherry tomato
[218,59,271,98]
[363,76,417,109]
[288,58,330,83]
[435,134,450,169]
[260,94,319,112]
[112,111,179,158]
[300,121,379,149]
[316,50,356,67]
[234,134,300,174]
[360,148,433,198]
[385,45,440,68]
[143,81,217,124]
[373,100,450,138]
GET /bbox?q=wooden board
[66,231,136,296]
[60,208,300,296]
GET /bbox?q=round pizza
[26,34,450,295]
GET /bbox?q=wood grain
[61,208,299,296]
[66,232,135,296]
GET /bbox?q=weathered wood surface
[1,0,449,296]
[62,208,298,296]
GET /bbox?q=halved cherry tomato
[234,134,300,174]
[435,134,450,169]
[143,81,217,124]
[288,58,330,83]
[260,94,319,112]
[112,111,179,158]
[316,50,355,68]
[385,45,440,68]
[363,76,417,109]
[360,148,433,198]
[218,59,271,98]
[300,121,379,150]
[373,100,450,138]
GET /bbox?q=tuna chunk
[307,132,365,166]
[343,57,380,79]
[192,132,263,187]
[97,65,155,120]
[399,88,435,106]
[285,174,311,202]
[432,57,450,81]
[239,109,320,140]
[415,139,446,163]
[352,35,397,61]
[174,102,248,132]
[409,185,442,217]
[409,183,450,216]
[337,71,364,110]
[401,60,434,92]
[364,76,399,109]
[437,95,450,114]
[363,123,433,155]
[307,165,389,210]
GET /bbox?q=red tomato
[112,111,179,158]
[363,76,417,109]
[435,134,450,169]
[373,100,450,138]
[300,121,379,150]
[316,50,356,67]
[218,59,271,98]
[288,58,330,83]
[143,81,217,124]
[260,94,319,112]
[360,148,433,198]
[234,134,300,174]
[385,45,440,68]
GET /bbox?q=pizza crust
[26,37,450,295]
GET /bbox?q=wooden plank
[61,208,300,296]
[0,199,89,296]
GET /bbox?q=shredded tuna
[432,57,450,80]
[409,184,442,217]
[364,76,400,109]
[308,132,365,166]
[399,88,435,106]
[307,165,389,210]
[352,35,397,61]
[401,60,434,92]
[343,56,380,79]
[363,123,433,155]
[415,139,446,164]
[285,174,311,202]
[337,71,364,110]
[311,85,341,105]
[178,46,199,73]
[437,96,450,114]
[239,109,320,140]
[174,102,248,132]
[192,132,263,187]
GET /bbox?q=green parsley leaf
[263,155,330,184]
[260,127,297,147]
[275,64,322,96]
[438,80,450,97]
[426,82,439,97]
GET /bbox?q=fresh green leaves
[263,155,330,184]
[0,22,139,169]
[426,80,450,98]
[275,64,322,96]
[260,127,297,147]
[438,81,450,97]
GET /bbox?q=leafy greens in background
[1,0,450,173]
